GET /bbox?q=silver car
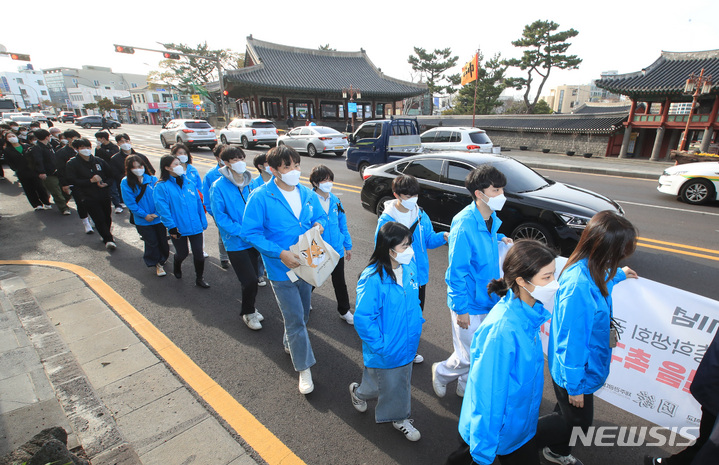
[160,119,217,150]
[420,126,493,152]
[218,118,278,149]
[277,126,348,157]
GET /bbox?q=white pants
[434,311,487,391]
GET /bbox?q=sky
[2,0,717,99]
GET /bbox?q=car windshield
[489,158,551,193]
[314,127,340,135]
[469,132,492,144]
[250,121,275,128]
[185,121,212,129]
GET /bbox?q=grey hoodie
[218,165,252,189]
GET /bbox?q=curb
[520,161,662,180]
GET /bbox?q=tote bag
[289,226,340,287]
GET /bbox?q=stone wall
[485,129,611,156]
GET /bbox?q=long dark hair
[171,143,192,164]
[158,155,177,182]
[124,155,153,190]
[368,222,413,283]
[563,210,637,297]
[487,240,557,297]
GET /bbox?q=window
[321,102,341,119]
[260,98,281,118]
[289,128,302,136]
[449,132,461,143]
[131,83,137,88]
[355,123,379,140]
[152,94,160,103]
[16,78,24,84]
[488,159,550,193]
[105,86,111,90]
[391,122,414,135]
[41,90,48,96]
[435,131,451,143]
[37,80,44,86]
[403,159,443,182]
[420,131,436,143]
[446,162,473,187]
[300,128,312,136]
[289,101,314,119]
[94,80,100,86]
[141,94,146,103]
[250,121,275,128]
[185,121,212,129]
[469,132,492,144]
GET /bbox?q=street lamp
[679,68,712,151]
[342,85,361,131]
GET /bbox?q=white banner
[540,257,719,438]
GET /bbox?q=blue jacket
[548,258,627,395]
[316,191,352,258]
[375,201,446,286]
[185,164,202,193]
[153,175,207,236]
[209,168,253,252]
[120,174,162,226]
[458,290,551,464]
[249,173,270,191]
[446,203,505,315]
[202,163,222,215]
[354,262,424,369]
[241,181,327,282]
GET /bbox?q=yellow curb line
[636,243,719,262]
[0,260,305,465]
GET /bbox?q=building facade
[0,67,51,111]
[130,86,216,125]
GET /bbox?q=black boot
[195,259,210,288]
[173,258,182,279]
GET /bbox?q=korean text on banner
[289,226,340,287]
[461,53,479,86]
[539,257,719,439]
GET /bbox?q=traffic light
[223,90,229,96]
[10,53,31,61]
[114,45,135,54]
[163,52,181,60]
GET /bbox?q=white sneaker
[156,263,167,277]
[120,203,126,208]
[254,309,264,322]
[393,419,421,441]
[202,251,209,258]
[83,221,94,234]
[284,345,290,354]
[42,204,53,210]
[105,241,117,250]
[413,354,424,364]
[298,368,314,394]
[257,276,267,287]
[114,207,123,214]
[456,384,465,397]
[349,382,367,412]
[34,205,44,211]
[542,447,584,465]
[431,362,446,397]
[62,209,72,215]
[242,313,262,330]
[340,311,354,325]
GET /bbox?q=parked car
[30,112,48,123]
[160,119,217,150]
[218,118,278,149]
[41,110,57,121]
[360,152,624,255]
[277,126,348,157]
[74,115,121,129]
[58,111,76,123]
[346,118,422,176]
[1,113,33,126]
[657,161,719,205]
[420,126,494,152]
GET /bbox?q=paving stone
[27,367,55,403]
[0,399,79,457]
[31,331,69,361]
[43,351,84,386]
[15,268,73,287]
[0,373,39,415]
[98,362,183,418]
[67,324,140,366]
[66,404,124,458]
[30,276,88,301]
[0,346,42,381]
[89,442,142,465]
[82,342,158,389]
[37,286,96,312]
[0,276,27,294]
[226,452,259,465]
[0,327,26,352]
[0,311,21,332]
[51,307,124,344]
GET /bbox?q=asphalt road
[2,123,718,465]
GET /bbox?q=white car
[30,112,48,122]
[277,126,348,157]
[160,119,217,150]
[420,126,493,152]
[218,118,278,149]
[657,161,719,205]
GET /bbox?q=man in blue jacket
[432,165,512,398]
[241,146,327,395]
[203,144,230,269]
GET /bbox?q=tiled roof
[595,50,719,97]
[571,103,631,114]
[221,37,427,98]
[417,113,627,134]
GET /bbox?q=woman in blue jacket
[309,165,353,324]
[121,155,169,277]
[172,143,207,258]
[446,240,557,465]
[154,155,210,288]
[350,222,425,442]
[536,211,638,465]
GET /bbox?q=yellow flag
[461,54,479,86]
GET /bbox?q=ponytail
[487,278,509,297]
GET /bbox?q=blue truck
[345,117,422,178]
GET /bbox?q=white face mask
[6,136,18,144]
[264,166,273,175]
[280,169,301,186]
[523,279,559,305]
[400,196,418,210]
[131,167,145,177]
[482,193,507,211]
[393,246,414,265]
[120,143,132,151]
[318,181,333,193]
[172,165,185,176]
[61,139,69,145]
[177,154,189,164]
[230,160,246,174]
[78,149,92,157]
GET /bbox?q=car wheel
[83,123,91,129]
[511,222,555,248]
[358,162,369,179]
[335,151,344,157]
[680,179,714,205]
[307,144,317,157]
[241,136,249,149]
[160,136,169,149]
[220,135,228,144]
[268,143,276,148]
[375,195,394,217]
[208,144,216,150]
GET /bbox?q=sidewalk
[0,264,259,465]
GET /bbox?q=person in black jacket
[109,133,155,214]
[56,130,93,234]
[94,131,123,211]
[31,129,70,215]
[49,127,63,151]
[2,130,51,210]
[65,138,116,250]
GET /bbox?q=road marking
[637,243,719,262]
[638,237,719,255]
[0,260,306,465]
[618,200,719,217]
[535,167,659,182]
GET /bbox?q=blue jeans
[135,223,169,267]
[270,278,315,371]
[356,362,413,423]
[109,179,123,207]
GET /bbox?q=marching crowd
[1,124,716,465]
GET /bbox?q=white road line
[618,200,719,217]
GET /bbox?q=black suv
[74,116,121,129]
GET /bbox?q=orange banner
[461,53,479,86]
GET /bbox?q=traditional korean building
[215,37,427,127]
[595,50,719,160]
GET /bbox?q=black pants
[70,191,88,219]
[535,379,595,456]
[419,284,426,311]
[135,223,170,267]
[444,432,539,465]
[18,174,50,208]
[79,194,113,243]
[171,233,204,272]
[227,248,260,315]
[330,257,351,314]
[662,406,717,465]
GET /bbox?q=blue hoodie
[153,175,207,236]
[240,180,327,282]
[185,164,202,193]
[316,191,352,258]
[209,167,254,252]
[202,163,222,215]
[354,262,424,369]
[446,203,505,315]
[120,174,162,226]
[375,200,446,286]
[458,290,551,464]
[548,258,627,396]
